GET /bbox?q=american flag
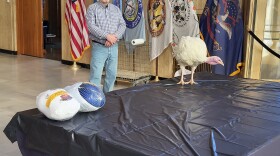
[65,0,90,61]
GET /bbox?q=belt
[92,40,104,45]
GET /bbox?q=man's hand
[105,41,113,47]
[106,34,118,44]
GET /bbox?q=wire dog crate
[117,41,151,86]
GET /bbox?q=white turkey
[173,36,224,85]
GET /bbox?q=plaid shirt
[86,2,126,44]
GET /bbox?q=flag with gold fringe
[199,0,244,76]
[65,0,90,61]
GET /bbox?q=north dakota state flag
[200,0,244,76]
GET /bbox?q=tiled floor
[0,53,130,156]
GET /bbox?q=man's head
[99,0,110,5]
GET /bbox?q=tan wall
[0,0,16,51]
[193,0,206,14]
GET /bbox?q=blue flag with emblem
[113,0,122,11]
[199,0,244,76]
[123,0,146,52]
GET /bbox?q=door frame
[243,0,267,79]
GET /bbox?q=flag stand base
[153,57,160,82]
[151,76,160,82]
[154,76,159,82]
[71,62,80,71]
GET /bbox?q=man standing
[86,0,126,93]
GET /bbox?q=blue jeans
[89,42,118,93]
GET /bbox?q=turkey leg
[185,67,197,85]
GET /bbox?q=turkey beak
[218,61,224,66]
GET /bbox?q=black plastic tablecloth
[4,72,280,156]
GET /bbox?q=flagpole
[155,57,159,82]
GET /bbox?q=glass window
[260,0,280,80]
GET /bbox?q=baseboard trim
[0,49,17,55]
[61,60,90,69]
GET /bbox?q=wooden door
[17,0,43,57]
